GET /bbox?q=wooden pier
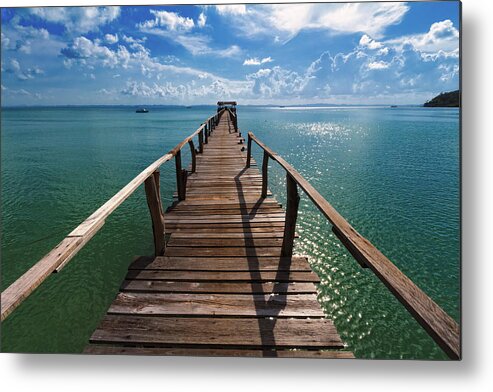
[1,103,460,359]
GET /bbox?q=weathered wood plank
[126,270,320,283]
[84,345,354,358]
[120,280,317,294]
[129,255,311,271]
[166,238,284,248]
[90,316,344,348]
[108,293,325,317]
[163,246,285,257]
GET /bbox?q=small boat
[185,106,192,109]
[136,108,149,113]
[390,105,398,108]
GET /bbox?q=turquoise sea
[0,105,460,359]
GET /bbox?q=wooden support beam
[281,174,300,258]
[198,129,204,153]
[261,150,269,198]
[175,150,185,201]
[144,171,166,256]
[188,139,196,173]
[246,134,252,168]
[181,168,188,200]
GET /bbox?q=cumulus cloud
[246,66,308,98]
[58,34,249,98]
[29,6,121,34]
[4,58,44,81]
[367,61,391,70]
[215,3,409,42]
[1,21,50,54]
[215,5,247,15]
[138,10,194,32]
[138,10,242,58]
[104,33,119,44]
[61,36,134,69]
[359,34,383,50]
[197,12,207,28]
[241,21,458,102]
[122,35,147,44]
[385,19,459,53]
[121,78,250,101]
[243,57,274,66]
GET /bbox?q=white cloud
[246,66,308,97]
[104,33,119,44]
[29,6,121,33]
[198,12,207,28]
[359,34,383,50]
[215,5,247,15]
[367,61,390,70]
[122,35,147,44]
[385,19,459,53]
[121,78,251,101]
[139,14,242,58]
[59,35,249,96]
[243,57,274,66]
[1,21,50,54]
[4,58,44,81]
[139,10,194,32]
[61,36,134,69]
[216,3,409,42]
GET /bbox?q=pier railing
[0,109,224,322]
[246,130,460,360]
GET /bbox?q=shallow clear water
[1,105,459,359]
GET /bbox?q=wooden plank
[108,293,325,317]
[126,270,320,283]
[165,226,286,233]
[166,238,284,248]
[84,345,354,358]
[129,255,311,271]
[90,316,344,348]
[164,216,285,224]
[165,222,286,230]
[120,281,317,294]
[169,232,298,239]
[164,246,285,257]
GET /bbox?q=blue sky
[1,2,460,106]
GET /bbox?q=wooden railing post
[261,150,269,198]
[246,133,252,168]
[175,150,185,201]
[144,170,166,256]
[198,128,204,153]
[205,122,209,144]
[188,139,196,173]
[281,174,300,257]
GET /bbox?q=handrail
[0,110,224,321]
[246,131,460,360]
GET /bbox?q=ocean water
[0,105,460,359]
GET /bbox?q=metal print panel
[0,1,461,360]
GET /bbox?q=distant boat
[186,106,192,109]
[390,105,398,108]
[136,108,149,113]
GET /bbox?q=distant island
[424,90,460,107]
